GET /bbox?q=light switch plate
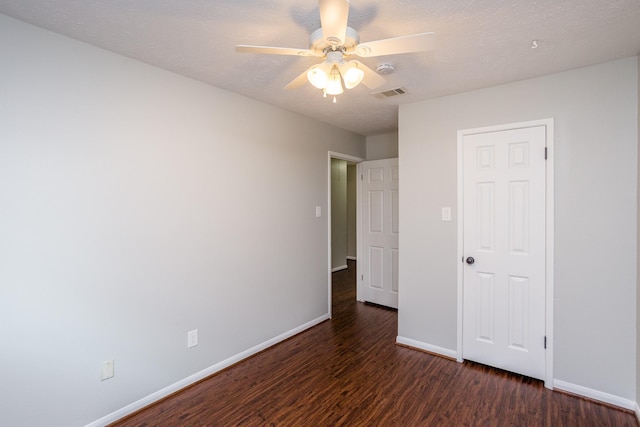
[442,207,452,221]
[101,359,114,381]
[187,329,198,348]
[315,206,322,218]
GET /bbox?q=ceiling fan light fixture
[343,61,364,89]
[237,0,438,100]
[325,65,344,95]
[307,65,329,89]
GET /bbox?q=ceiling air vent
[372,87,407,99]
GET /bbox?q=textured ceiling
[1,0,640,136]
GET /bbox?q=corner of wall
[636,52,640,420]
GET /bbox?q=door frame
[456,119,555,389]
[327,151,364,318]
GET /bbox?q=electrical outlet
[101,359,114,381]
[187,329,198,348]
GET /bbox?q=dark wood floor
[111,260,637,426]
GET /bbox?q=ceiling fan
[236,0,435,102]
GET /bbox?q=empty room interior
[1,1,640,426]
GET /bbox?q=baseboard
[553,379,636,411]
[331,265,348,272]
[395,336,458,360]
[346,256,357,261]
[86,314,330,427]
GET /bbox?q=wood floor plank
[110,261,637,426]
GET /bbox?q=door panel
[476,272,495,343]
[508,275,528,349]
[361,158,399,309]
[369,246,384,290]
[462,126,545,380]
[369,191,384,232]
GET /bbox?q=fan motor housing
[310,26,360,54]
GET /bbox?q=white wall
[366,132,398,160]
[399,58,638,403]
[331,159,348,269]
[0,14,365,427]
[637,54,640,418]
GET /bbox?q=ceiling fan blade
[351,60,386,89]
[355,32,436,57]
[284,67,313,90]
[236,45,317,57]
[319,0,349,46]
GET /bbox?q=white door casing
[460,123,550,381]
[360,158,399,309]
[327,152,365,318]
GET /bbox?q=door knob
[466,257,475,265]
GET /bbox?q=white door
[360,158,399,309]
[462,125,546,380]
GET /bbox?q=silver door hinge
[544,147,548,160]
[544,336,547,349]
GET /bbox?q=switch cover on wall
[442,207,452,221]
[101,359,114,381]
[187,329,198,348]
